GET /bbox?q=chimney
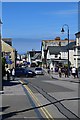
[55,37,60,41]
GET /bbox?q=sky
[2,2,78,54]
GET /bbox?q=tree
[64,61,71,68]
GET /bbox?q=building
[1,38,16,69]
[27,50,41,66]
[41,37,75,68]
[2,38,12,46]
[46,42,75,71]
[74,32,80,68]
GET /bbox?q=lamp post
[0,18,3,92]
[61,24,69,77]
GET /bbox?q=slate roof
[2,38,12,46]
[31,53,41,60]
[47,41,75,55]
[48,46,66,55]
[66,41,75,50]
[27,51,41,58]
[75,32,80,38]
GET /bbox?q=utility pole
[61,24,70,77]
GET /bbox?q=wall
[1,40,16,69]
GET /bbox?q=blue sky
[2,2,78,53]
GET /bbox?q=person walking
[58,67,62,78]
[11,67,15,80]
[76,68,79,78]
[71,67,76,78]
[6,66,11,81]
[47,66,50,74]
[64,67,68,78]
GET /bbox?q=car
[35,67,44,75]
[15,67,36,77]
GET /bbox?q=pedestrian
[64,67,68,78]
[6,66,11,81]
[47,66,50,74]
[71,67,76,78]
[76,68,79,78]
[11,67,15,80]
[51,68,53,73]
[58,67,62,78]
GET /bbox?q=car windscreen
[35,68,42,70]
[15,68,25,71]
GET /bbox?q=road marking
[20,80,54,120]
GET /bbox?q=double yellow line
[20,80,54,120]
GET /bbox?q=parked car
[15,67,36,77]
[35,67,44,75]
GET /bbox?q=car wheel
[26,74,28,77]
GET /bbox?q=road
[2,68,80,120]
[19,70,80,119]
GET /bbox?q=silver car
[35,67,44,75]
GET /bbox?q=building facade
[41,37,75,68]
[74,32,80,68]
[1,38,16,69]
[46,44,75,71]
[27,50,41,66]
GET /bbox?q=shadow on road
[2,79,20,87]
[2,106,10,111]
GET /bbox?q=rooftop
[42,37,74,43]
[47,41,75,54]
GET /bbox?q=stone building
[1,38,16,69]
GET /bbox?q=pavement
[51,73,80,83]
[1,78,43,120]
[0,70,80,119]
[44,68,80,83]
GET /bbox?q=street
[2,69,80,120]
[1,2,80,120]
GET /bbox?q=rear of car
[35,67,44,75]
[15,67,36,77]
[15,68,25,77]
[26,69,36,77]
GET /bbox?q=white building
[74,32,80,68]
[41,37,75,68]
[26,50,41,66]
[46,44,75,71]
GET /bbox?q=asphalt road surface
[19,71,80,120]
[2,69,80,120]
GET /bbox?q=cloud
[43,9,78,15]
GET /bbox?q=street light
[61,24,69,77]
[0,18,3,92]
[0,19,3,38]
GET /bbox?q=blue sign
[5,56,12,64]
[27,62,30,65]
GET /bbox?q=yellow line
[20,80,54,120]
[24,85,49,119]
